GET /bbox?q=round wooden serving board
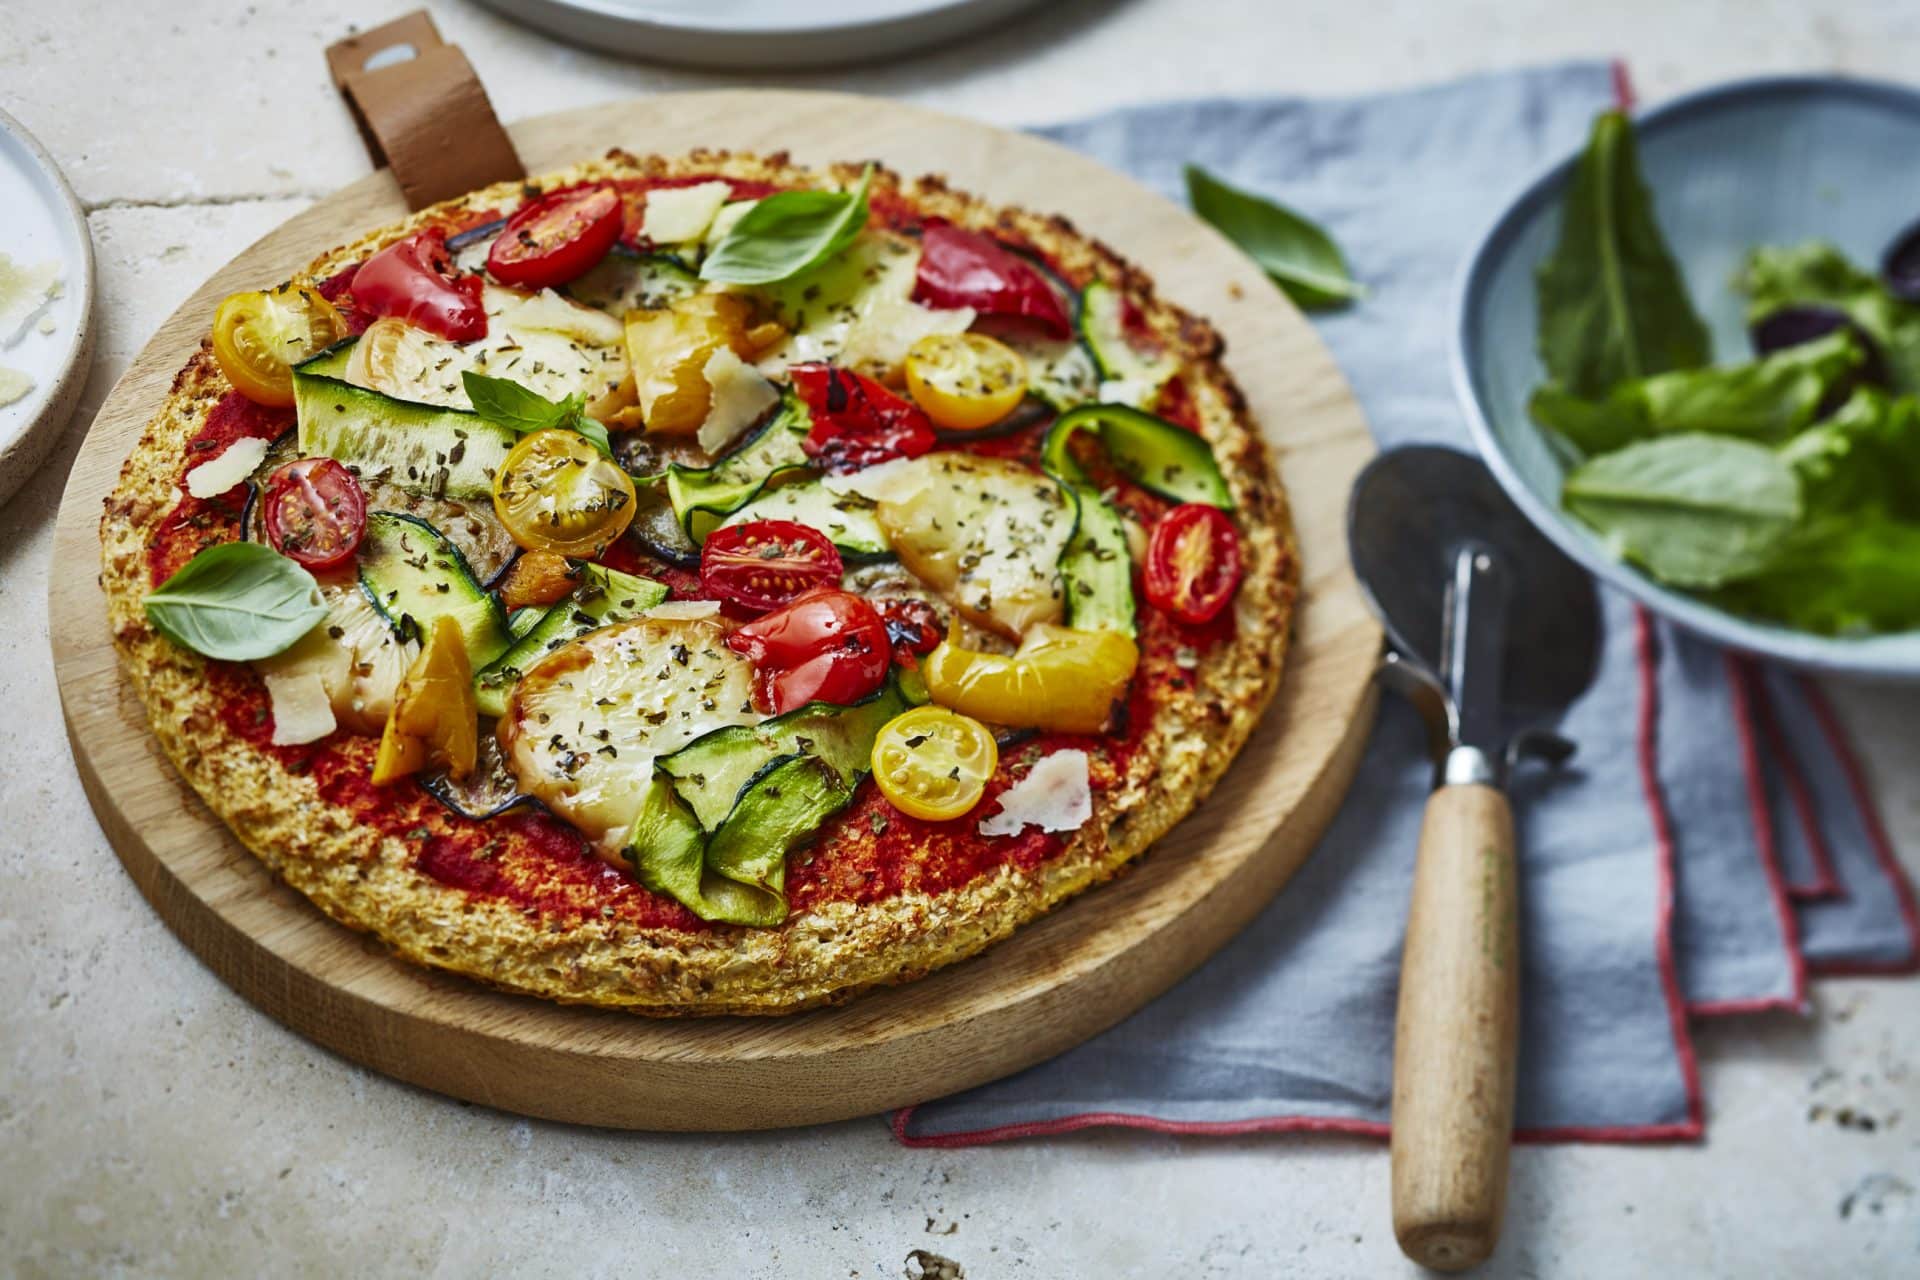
[49,91,1380,1130]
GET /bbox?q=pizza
[98,150,1298,1015]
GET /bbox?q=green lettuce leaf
[1530,331,1862,455]
[1709,514,1920,635]
[1561,433,1801,589]
[1777,386,1920,519]
[1535,110,1711,399]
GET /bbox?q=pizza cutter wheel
[1347,444,1600,1272]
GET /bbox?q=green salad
[1530,110,1920,636]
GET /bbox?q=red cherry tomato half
[1143,504,1243,626]
[486,184,623,290]
[912,220,1072,339]
[788,363,936,474]
[879,597,943,660]
[699,519,844,614]
[725,587,891,714]
[262,458,368,573]
[349,229,487,342]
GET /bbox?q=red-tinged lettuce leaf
[1741,240,1920,393]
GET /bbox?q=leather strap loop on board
[326,11,524,212]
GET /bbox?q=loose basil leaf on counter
[143,541,328,661]
[1184,164,1363,310]
[1561,433,1801,590]
[699,165,873,286]
[1535,110,1710,399]
[462,371,613,458]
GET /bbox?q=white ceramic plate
[473,0,1047,69]
[0,106,94,509]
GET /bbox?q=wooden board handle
[325,11,524,211]
[1390,782,1519,1272]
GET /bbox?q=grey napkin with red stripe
[893,63,1918,1146]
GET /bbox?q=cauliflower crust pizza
[98,150,1298,1015]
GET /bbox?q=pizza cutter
[1346,444,1599,1272]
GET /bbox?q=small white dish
[0,105,95,509]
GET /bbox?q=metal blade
[1439,540,1511,754]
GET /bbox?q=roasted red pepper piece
[788,363,936,473]
[349,228,487,342]
[911,220,1071,339]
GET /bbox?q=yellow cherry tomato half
[211,285,348,407]
[871,705,1000,822]
[904,332,1029,432]
[372,615,478,786]
[923,622,1139,735]
[492,428,637,557]
[345,315,438,400]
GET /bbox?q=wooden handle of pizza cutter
[1390,781,1520,1272]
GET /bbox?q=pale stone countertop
[4,1,1920,1275]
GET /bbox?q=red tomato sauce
[145,392,294,586]
[206,663,709,932]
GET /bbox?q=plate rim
[1452,72,1920,677]
[471,0,1048,69]
[0,103,96,508]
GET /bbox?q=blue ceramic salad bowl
[1454,75,1920,677]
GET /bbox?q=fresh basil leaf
[1562,433,1801,589]
[462,371,575,433]
[1536,110,1710,399]
[699,165,874,286]
[1709,513,1920,634]
[1531,331,1863,455]
[1184,165,1363,310]
[1741,241,1920,392]
[462,370,612,458]
[571,417,614,459]
[143,542,327,661]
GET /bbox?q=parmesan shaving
[183,435,268,499]
[1097,376,1163,410]
[979,749,1092,838]
[696,347,779,454]
[821,457,929,505]
[644,600,722,621]
[0,366,33,407]
[502,288,625,346]
[753,231,973,381]
[0,252,62,344]
[835,293,975,380]
[264,671,337,746]
[641,182,732,246]
[705,200,757,250]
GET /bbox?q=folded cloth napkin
[893,62,1919,1146]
